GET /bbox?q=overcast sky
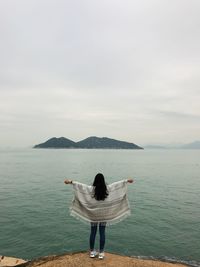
[0,0,200,147]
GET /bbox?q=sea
[0,148,200,266]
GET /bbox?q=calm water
[0,148,200,266]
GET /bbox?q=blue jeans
[89,223,106,252]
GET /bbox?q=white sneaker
[98,252,105,259]
[90,250,97,258]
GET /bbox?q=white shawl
[70,180,131,225]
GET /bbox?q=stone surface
[0,256,27,267]
[17,252,187,267]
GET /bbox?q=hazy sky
[0,0,200,147]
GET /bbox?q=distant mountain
[181,141,200,149]
[76,136,143,149]
[143,140,200,149]
[34,136,143,149]
[33,137,76,148]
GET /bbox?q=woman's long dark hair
[93,173,109,201]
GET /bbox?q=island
[33,136,143,149]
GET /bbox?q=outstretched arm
[64,179,92,193]
[108,178,134,188]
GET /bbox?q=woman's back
[70,179,130,225]
[64,174,134,259]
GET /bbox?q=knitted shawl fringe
[70,207,131,226]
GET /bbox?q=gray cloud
[0,0,200,146]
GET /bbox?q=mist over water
[0,148,200,266]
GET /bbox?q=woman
[64,173,134,259]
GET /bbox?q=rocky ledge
[0,256,27,267]
[1,252,188,267]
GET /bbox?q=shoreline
[0,252,192,267]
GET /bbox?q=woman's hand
[127,178,134,183]
[64,179,72,184]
